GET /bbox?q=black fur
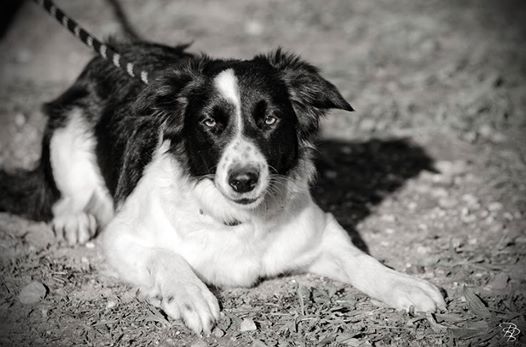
[0,40,352,218]
[0,132,59,221]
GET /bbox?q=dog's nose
[228,169,259,193]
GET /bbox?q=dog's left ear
[133,64,205,137]
[259,48,353,137]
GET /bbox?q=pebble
[85,241,95,249]
[435,160,468,177]
[190,340,208,347]
[239,318,257,332]
[488,202,503,212]
[106,300,116,309]
[416,245,431,254]
[461,214,477,224]
[14,113,26,127]
[381,214,396,222]
[462,193,478,206]
[19,281,47,304]
[486,273,509,291]
[212,328,225,338]
[503,212,514,221]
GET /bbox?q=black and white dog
[0,41,445,334]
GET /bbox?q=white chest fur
[109,143,326,287]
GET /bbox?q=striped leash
[32,0,149,84]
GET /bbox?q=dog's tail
[0,160,59,222]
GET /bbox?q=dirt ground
[1,0,525,346]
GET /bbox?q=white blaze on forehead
[214,69,242,131]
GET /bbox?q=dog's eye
[203,118,217,128]
[264,115,278,126]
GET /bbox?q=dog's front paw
[379,271,446,313]
[149,280,220,335]
[52,212,97,245]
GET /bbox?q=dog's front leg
[307,213,445,312]
[103,225,220,335]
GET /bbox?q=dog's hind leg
[49,108,113,245]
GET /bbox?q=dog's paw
[52,213,97,245]
[146,281,220,335]
[379,271,446,313]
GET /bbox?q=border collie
[0,41,445,334]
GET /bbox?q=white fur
[50,109,113,244]
[102,141,445,334]
[214,69,241,130]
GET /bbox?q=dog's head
[137,49,353,209]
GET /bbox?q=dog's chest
[174,218,268,287]
[125,150,321,287]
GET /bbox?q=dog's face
[139,50,353,208]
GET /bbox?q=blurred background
[0,1,525,346]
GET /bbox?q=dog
[0,40,445,335]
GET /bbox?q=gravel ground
[1,0,525,346]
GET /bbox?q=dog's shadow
[312,138,436,254]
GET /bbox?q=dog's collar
[199,209,242,227]
[223,219,242,227]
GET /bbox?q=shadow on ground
[313,138,435,253]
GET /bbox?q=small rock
[486,273,509,291]
[41,308,49,318]
[190,340,208,347]
[85,241,95,249]
[106,300,116,309]
[503,212,514,221]
[435,160,468,177]
[488,202,503,212]
[468,238,478,245]
[462,194,478,206]
[381,214,396,222]
[19,281,47,304]
[14,113,26,127]
[212,328,224,338]
[461,214,477,224]
[416,246,431,254]
[239,318,257,332]
[478,124,493,139]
